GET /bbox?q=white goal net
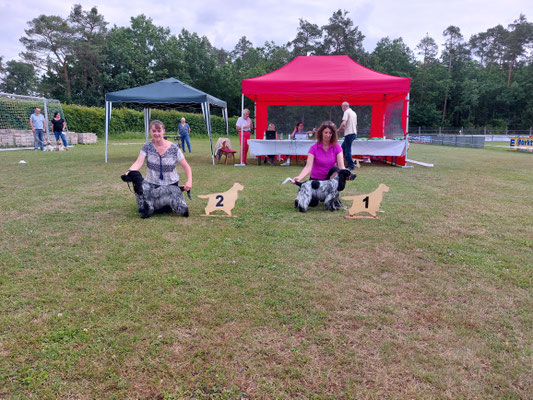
[0,92,70,148]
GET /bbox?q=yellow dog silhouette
[342,184,389,218]
[198,183,244,217]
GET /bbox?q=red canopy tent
[242,55,411,165]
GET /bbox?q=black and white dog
[121,170,190,218]
[294,167,356,212]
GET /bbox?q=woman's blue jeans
[54,131,68,147]
[180,135,191,152]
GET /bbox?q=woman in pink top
[293,121,345,182]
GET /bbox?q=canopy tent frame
[104,78,228,165]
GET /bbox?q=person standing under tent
[51,112,68,149]
[338,101,357,170]
[30,107,46,151]
[236,108,253,164]
[178,117,191,153]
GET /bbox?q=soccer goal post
[0,92,70,148]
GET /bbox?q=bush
[62,104,237,137]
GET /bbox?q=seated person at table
[281,121,315,165]
[264,122,279,165]
[290,121,314,139]
[293,121,345,182]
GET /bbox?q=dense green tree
[20,14,74,98]
[415,34,438,105]
[67,4,108,104]
[485,25,508,68]
[505,14,533,85]
[320,10,365,61]
[441,25,464,122]
[0,60,38,95]
[102,15,172,92]
[369,37,414,77]
[289,19,322,57]
[6,6,532,127]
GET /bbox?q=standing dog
[121,170,189,218]
[43,141,55,151]
[55,141,67,151]
[294,167,356,212]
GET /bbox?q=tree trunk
[63,61,71,100]
[442,91,448,123]
[442,52,452,123]
[507,58,514,86]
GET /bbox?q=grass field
[0,139,532,399]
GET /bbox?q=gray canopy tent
[104,78,229,164]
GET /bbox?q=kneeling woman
[126,119,192,191]
[293,121,345,183]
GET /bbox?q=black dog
[121,170,190,218]
[294,167,356,212]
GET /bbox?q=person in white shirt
[338,101,357,170]
[236,108,253,164]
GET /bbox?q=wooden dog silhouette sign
[198,183,244,217]
[342,184,389,218]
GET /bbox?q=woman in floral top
[126,120,192,190]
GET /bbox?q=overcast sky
[1,0,531,63]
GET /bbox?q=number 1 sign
[342,184,390,219]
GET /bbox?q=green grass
[0,138,532,399]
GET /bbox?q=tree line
[0,6,532,128]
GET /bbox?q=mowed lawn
[0,138,531,399]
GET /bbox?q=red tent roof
[242,55,410,104]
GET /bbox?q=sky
[0,0,531,63]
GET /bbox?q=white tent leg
[144,108,151,142]
[223,107,229,135]
[405,92,410,135]
[206,103,215,165]
[105,101,112,162]
[43,99,51,143]
[235,94,245,166]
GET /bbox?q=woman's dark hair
[316,121,338,145]
[53,112,60,118]
[295,121,303,129]
[150,120,165,130]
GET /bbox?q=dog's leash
[125,181,136,194]
[179,186,192,199]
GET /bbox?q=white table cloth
[248,139,408,157]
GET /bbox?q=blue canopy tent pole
[201,102,215,165]
[143,108,151,142]
[104,101,112,163]
[206,102,215,165]
[223,108,229,136]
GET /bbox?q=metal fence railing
[408,127,532,148]
[411,126,533,136]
